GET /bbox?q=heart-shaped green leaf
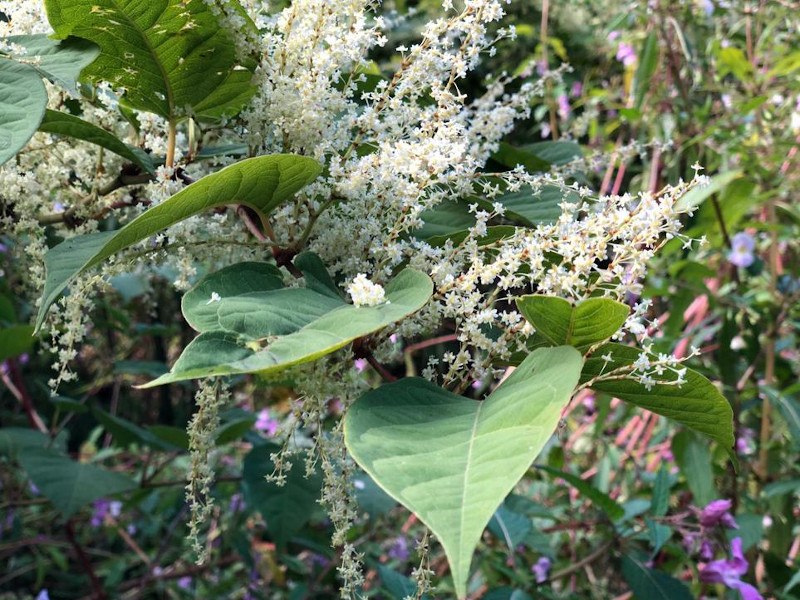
[45,0,254,120]
[140,262,433,387]
[35,154,321,331]
[39,110,154,173]
[581,343,734,450]
[516,295,630,353]
[344,346,583,598]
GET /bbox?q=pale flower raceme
[347,274,386,307]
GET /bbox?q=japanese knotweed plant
[0,0,734,597]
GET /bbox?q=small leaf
[633,33,659,110]
[621,555,693,600]
[0,59,47,166]
[672,430,716,506]
[536,466,625,521]
[5,34,99,93]
[344,346,583,598]
[142,265,433,386]
[516,295,629,353]
[0,325,36,361]
[581,343,734,450]
[18,447,137,518]
[39,110,154,173]
[675,170,742,212]
[35,154,321,331]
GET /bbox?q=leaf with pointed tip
[35,154,321,331]
[45,0,254,120]
[344,346,583,598]
[581,343,734,450]
[39,109,154,173]
[17,447,137,518]
[5,34,99,93]
[141,266,433,387]
[516,295,630,353]
[0,59,47,166]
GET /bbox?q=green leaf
[488,504,532,550]
[491,142,550,173]
[5,34,99,93]
[17,447,137,518]
[39,110,155,173]
[0,325,36,361]
[353,472,397,517]
[621,555,693,600]
[633,33,659,110]
[519,141,582,166]
[35,154,321,331]
[765,387,800,449]
[92,407,180,451]
[141,265,433,386]
[241,444,322,548]
[675,170,742,212]
[581,343,734,450]
[537,466,625,521]
[0,59,47,165]
[344,346,583,598]
[192,69,257,120]
[492,185,567,226]
[516,296,629,353]
[45,0,254,120]
[0,427,51,457]
[672,430,716,506]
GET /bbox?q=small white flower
[206,292,222,305]
[347,274,386,307]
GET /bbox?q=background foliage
[1,0,799,599]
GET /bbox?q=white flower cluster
[347,273,386,307]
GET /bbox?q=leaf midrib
[457,402,483,573]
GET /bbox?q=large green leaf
[18,447,137,518]
[0,325,36,361]
[5,34,99,93]
[581,343,734,450]
[141,264,433,386]
[45,0,254,120]
[35,154,321,331]
[492,185,569,226]
[39,109,155,173]
[0,59,47,166]
[344,346,583,598]
[516,295,629,353]
[241,443,322,548]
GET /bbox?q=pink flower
[254,409,279,436]
[616,43,637,66]
[699,499,738,529]
[699,538,762,600]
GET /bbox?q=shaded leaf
[0,324,35,361]
[0,59,46,165]
[621,555,693,600]
[39,109,154,173]
[672,430,716,506]
[5,34,99,93]
[537,466,625,521]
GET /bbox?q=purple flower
[177,576,192,590]
[0,242,8,253]
[532,556,552,583]
[699,538,762,600]
[387,536,409,561]
[229,493,245,514]
[35,591,50,600]
[699,499,738,529]
[728,232,756,268]
[557,94,570,120]
[570,81,583,98]
[616,43,637,67]
[700,539,715,561]
[608,31,620,42]
[254,409,279,436]
[354,358,368,372]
